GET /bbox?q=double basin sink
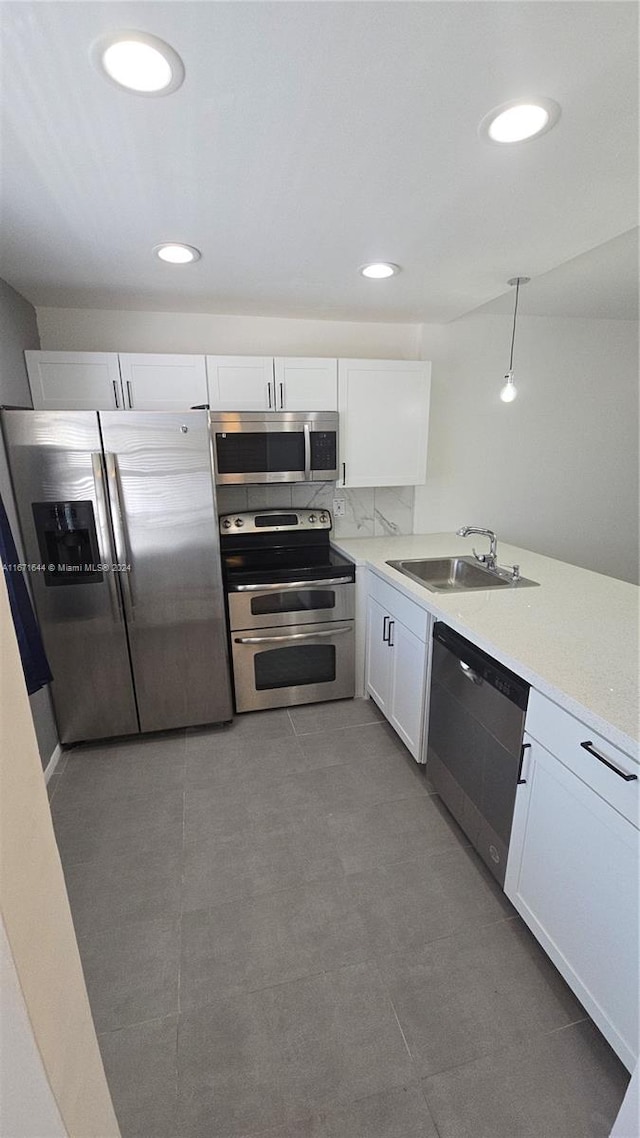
[386,555,539,593]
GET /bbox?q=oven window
[216,432,305,474]
[254,644,336,690]
[250,590,335,616]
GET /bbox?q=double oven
[220,510,355,712]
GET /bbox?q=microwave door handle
[303,423,311,481]
[104,452,135,618]
[91,452,123,624]
[234,577,353,592]
[234,626,351,644]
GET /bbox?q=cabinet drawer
[368,571,430,642]
[525,689,639,827]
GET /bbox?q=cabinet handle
[112,380,120,409]
[388,619,395,647]
[126,381,133,409]
[279,382,284,409]
[267,382,273,409]
[517,742,531,784]
[580,741,638,781]
[382,615,390,643]
[342,462,346,485]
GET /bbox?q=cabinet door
[366,595,391,714]
[388,618,427,761]
[118,354,207,410]
[274,359,338,411]
[505,737,639,1071]
[338,359,431,487]
[25,351,122,410]
[207,357,274,411]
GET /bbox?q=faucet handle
[472,547,487,564]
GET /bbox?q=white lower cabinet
[388,617,427,758]
[366,596,392,716]
[365,573,431,761]
[505,728,639,1071]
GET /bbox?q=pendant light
[500,276,530,403]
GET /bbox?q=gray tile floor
[49,699,630,1138]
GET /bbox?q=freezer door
[1,411,139,742]
[99,411,232,731]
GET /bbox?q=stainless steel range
[220,509,355,712]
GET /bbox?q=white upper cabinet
[26,351,207,411]
[25,351,123,410]
[207,357,337,412]
[273,358,338,411]
[338,359,431,487]
[118,354,208,410]
[206,356,275,411]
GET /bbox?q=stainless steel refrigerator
[1,410,233,743]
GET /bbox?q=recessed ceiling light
[360,263,400,279]
[154,243,201,264]
[479,98,561,144]
[92,31,185,95]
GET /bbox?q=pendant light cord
[508,278,521,372]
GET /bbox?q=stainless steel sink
[385,555,539,592]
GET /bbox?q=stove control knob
[222,518,232,529]
[308,513,317,523]
[319,512,328,523]
[234,517,244,528]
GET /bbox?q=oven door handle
[233,577,353,592]
[234,626,352,644]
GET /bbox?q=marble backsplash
[216,482,415,538]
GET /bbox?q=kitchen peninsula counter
[331,532,639,756]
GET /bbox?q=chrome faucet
[456,526,498,571]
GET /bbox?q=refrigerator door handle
[91,451,123,624]
[104,451,135,618]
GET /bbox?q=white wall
[1,919,68,1138]
[415,314,639,584]
[0,570,120,1138]
[36,306,421,358]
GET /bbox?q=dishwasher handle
[433,621,529,711]
[459,660,483,686]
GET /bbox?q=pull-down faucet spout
[456,526,498,572]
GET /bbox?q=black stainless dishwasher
[426,622,529,887]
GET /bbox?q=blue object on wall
[0,493,53,694]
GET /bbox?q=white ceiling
[0,2,637,323]
[471,228,639,321]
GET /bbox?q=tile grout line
[417,1013,593,1088]
[417,1079,446,1138]
[97,1011,178,1040]
[181,955,381,1017]
[285,707,298,736]
[179,863,350,919]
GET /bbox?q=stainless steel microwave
[210,411,339,484]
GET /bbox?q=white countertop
[331,532,639,757]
